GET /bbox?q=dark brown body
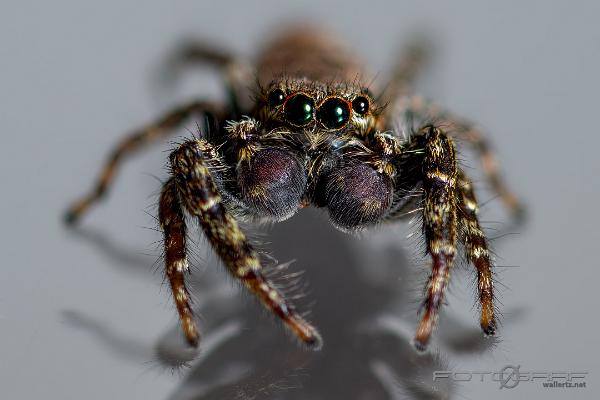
[65,27,523,352]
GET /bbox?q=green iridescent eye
[284,94,315,126]
[317,98,350,129]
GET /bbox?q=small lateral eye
[352,96,370,115]
[267,88,286,107]
[284,94,315,126]
[317,98,350,129]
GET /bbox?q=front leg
[159,178,199,345]
[414,126,459,351]
[457,170,496,336]
[386,96,525,221]
[165,139,321,349]
[65,100,223,225]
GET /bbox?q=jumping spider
[65,28,523,351]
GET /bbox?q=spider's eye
[284,94,315,126]
[352,96,370,115]
[317,98,350,129]
[267,88,286,107]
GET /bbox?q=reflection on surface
[65,208,515,399]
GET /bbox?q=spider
[64,27,523,351]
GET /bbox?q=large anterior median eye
[317,97,350,129]
[284,94,315,126]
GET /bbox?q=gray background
[1,0,599,399]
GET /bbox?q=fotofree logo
[433,365,588,389]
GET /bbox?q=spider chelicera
[65,27,523,351]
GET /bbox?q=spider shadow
[166,208,515,400]
[66,225,158,277]
[63,208,516,399]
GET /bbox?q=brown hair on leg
[158,178,199,346]
[414,126,458,351]
[457,171,496,336]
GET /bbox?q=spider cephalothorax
[65,27,523,351]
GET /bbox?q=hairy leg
[158,178,199,345]
[414,126,459,351]
[64,100,223,224]
[457,170,496,335]
[381,37,432,104]
[387,95,524,221]
[168,139,321,348]
[164,40,254,116]
[452,121,524,219]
